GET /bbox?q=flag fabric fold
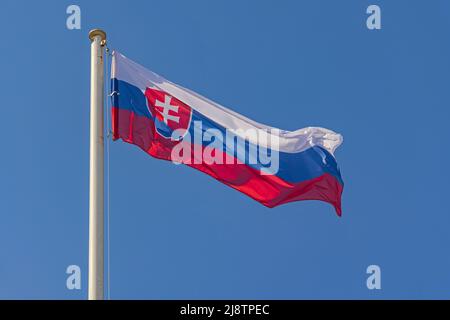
[110,51,344,215]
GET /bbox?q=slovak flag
[111,52,344,215]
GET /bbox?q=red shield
[145,87,192,140]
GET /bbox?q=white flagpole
[88,29,106,300]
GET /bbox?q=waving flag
[111,52,344,215]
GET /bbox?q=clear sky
[1,0,450,299]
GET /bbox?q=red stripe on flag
[112,107,342,215]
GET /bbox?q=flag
[110,52,344,215]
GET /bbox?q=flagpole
[88,29,106,300]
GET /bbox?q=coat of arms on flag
[145,88,193,140]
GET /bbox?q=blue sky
[0,0,450,299]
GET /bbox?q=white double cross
[155,95,180,125]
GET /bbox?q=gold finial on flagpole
[89,29,107,46]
